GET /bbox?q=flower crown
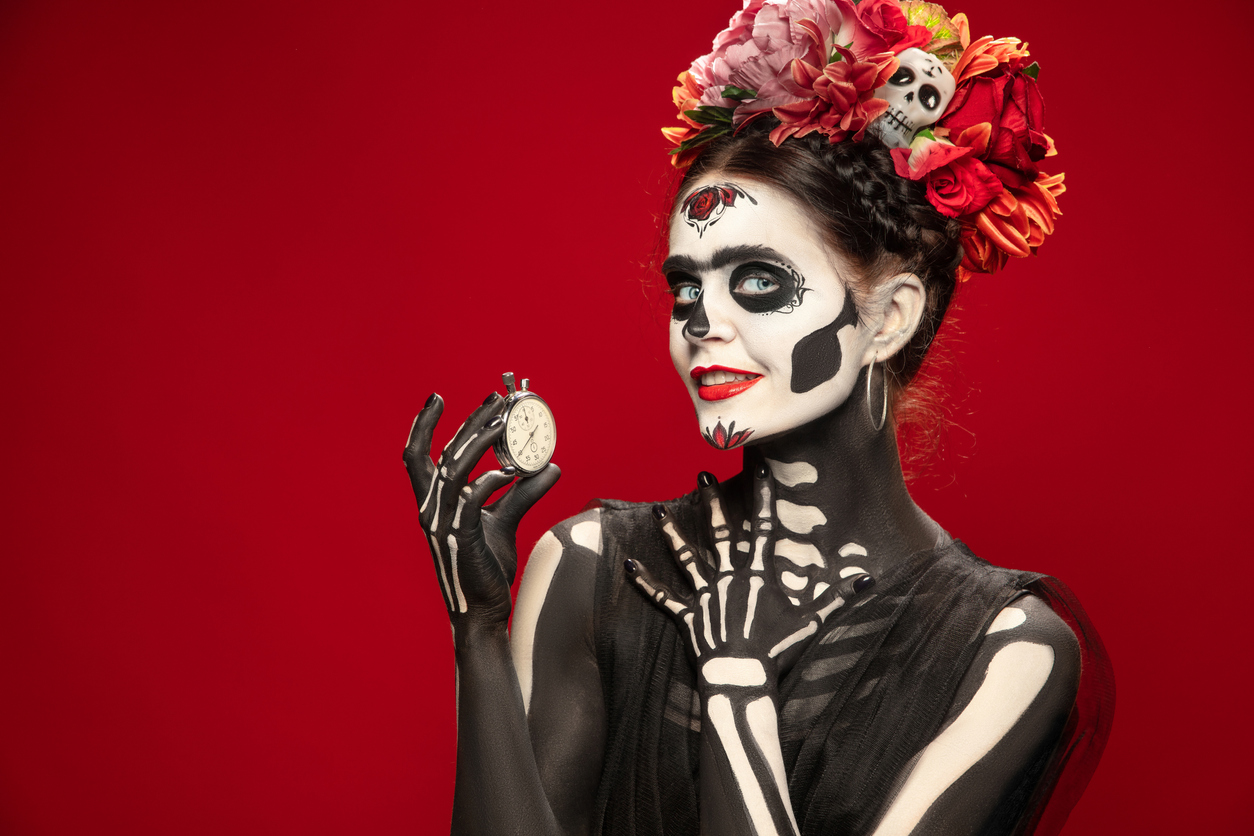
[663,0,1063,279]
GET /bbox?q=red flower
[848,0,934,57]
[957,171,1064,276]
[703,420,753,450]
[890,141,1002,218]
[941,69,1050,178]
[680,183,756,237]
[770,47,897,145]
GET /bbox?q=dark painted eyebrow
[662,245,791,278]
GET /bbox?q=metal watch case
[492,372,556,476]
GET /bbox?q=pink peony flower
[687,0,853,121]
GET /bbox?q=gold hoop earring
[866,356,888,432]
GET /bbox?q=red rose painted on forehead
[680,183,758,238]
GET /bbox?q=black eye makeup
[666,271,701,322]
[729,261,809,314]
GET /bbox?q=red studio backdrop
[1,1,1250,833]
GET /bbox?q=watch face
[504,396,556,472]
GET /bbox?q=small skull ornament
[869,48,957,148]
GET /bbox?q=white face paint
[666,178,875,449]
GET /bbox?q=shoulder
[963,593,1081,721]
[539,506,605,559]
[517,507,604,611]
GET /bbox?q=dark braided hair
[673,119,963,430]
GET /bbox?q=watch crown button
[521,378,530,391]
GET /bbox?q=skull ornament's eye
[920,84,940,111]
[889,66,915,86]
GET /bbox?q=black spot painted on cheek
[790,287,859,393]
[683,293,710,339]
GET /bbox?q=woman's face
[666,177,877,449]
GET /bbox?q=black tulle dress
[587,496,1113,836]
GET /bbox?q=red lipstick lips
[692,365,762,401]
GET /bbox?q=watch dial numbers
[505,398,555,470]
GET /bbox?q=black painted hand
[404,393,560,626]
[627,467,872,683]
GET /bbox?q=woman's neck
[742,368,943,580]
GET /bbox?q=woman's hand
[627,466,872,682]
[404,393,560,627]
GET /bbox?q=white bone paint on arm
[510,511,602,715]
[870,596,1081,836]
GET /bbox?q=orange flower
[959,170,1064,274]
[951,32,1032,85]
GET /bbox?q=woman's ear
[862,273,925,365]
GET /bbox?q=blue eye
[674,285,700,302]
[739,276,779,294]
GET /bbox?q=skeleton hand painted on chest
[492,372,557,476]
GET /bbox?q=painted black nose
[683,292,710,338]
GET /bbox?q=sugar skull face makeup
[667,178,879,449]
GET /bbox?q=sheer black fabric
[588,494,1113,836]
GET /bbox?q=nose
[682,285,736,343]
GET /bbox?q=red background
[2,0,1250,833]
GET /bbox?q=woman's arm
[404,395,604,836]
[509,509,606,835]
[870,594,1081,836]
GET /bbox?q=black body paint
[790,287,859,393]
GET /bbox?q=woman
[403,2,1112,834]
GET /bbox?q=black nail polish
[698,471,716,487]
[500,466,516,476]
[424,393,437,409]
[483,392,499,406]
[756,465,769,480]
[853,574,875,594]
[624,559,637,574]
[651,503,667,521]
[486,415,503,429]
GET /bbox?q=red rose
[685,188,720,220]
[941,69,1048,179]
[925,156,1003,218]
[891,142,1002,218]
[851,0,933,56]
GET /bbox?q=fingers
[624,559,688,616]
[697,471,733,572]
[626,558,700,659]
[749,465,774,572]
[454,468,518,534]
[767,572,875,661]
[652,503,708,592]
[486,463,561,529]
[403,394,443,512]
[809,571,876,625]
[433,393,507,518]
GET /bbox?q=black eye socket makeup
[666,272,700,323]
[729,261,809,314]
